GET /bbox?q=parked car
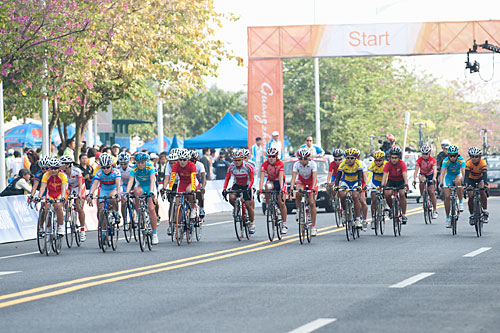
[404,153,422,201]
[485,156,500,195]
[283,156,333,214]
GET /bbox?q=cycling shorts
[231,184,252,201]
[369,179,382,193]
[267,180,282,192]
[387,179,405,189]
[443,174,459,188]
[466,178,483,188]
[419,174,435,186]
[340,180,358,189]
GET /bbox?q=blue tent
[169,133,180,152]
[137,136,184,153]
[234,113,248,127]
[184,112,248,148]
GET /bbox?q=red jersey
[168,161,197,191]
[261,160,284,181]
[328,161,341,177]
[416,156,436,176]
[224,162,254,188]
[383,160,407,181]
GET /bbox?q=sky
[206,0,500,98]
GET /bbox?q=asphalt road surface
[1,198,500,332]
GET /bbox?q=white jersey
[165,162,179,184]
[292,160,317,180]
[195,161,206,175]
[119,164,132,186]
[67,166,83,192]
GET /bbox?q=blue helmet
[135,152,149,162]
[447,145,459,154]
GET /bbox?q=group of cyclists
[28,138,490,253]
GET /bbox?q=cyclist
[87,153,121,240]
[222,150,256,234]
[381,147,409,224]
[413,145,438,219]
[126,152,159,244]
[368,150,387,228]
[60,155,87,241]
[242,148,256,169]
[327,149,344,204]
[357,149,370,229]
[30,155,51,199]
[117,151,133,223]
[290,148,318,236]
[465,146,489,224]
[259,147,288,233]
[37,158,68,237]
[439,145,466,228]
[165,149,179,236]
[334,148,363,228]
[190,150,207,219]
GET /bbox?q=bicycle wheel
[175,204,184,246]
[44,211,53,256]
[37,207,45,254]
[123,203,132,243]
[185,206,192,245]
[345,201,351,241]
[351,204,357,240]
[234,201,243,241]
[111,213,119,251]
[306,214,312,243]
[276,209,282,241]
[73,210,81,247]
[146,220,153,251]
[393,199,399,237]
[138,211,146,251]
[65,208,73,248]
[99,211,108,253]
[266,203,275,242]
[195,217,202,241]
[53,220,62,255]
[244,213,251,240]
[298,201,306,244]
[373,197,379,236]
[474,201,482,237]
[334,198,341,228]
[423,191,430,225]
[451,200,457,236]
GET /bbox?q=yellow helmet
[345,148,358,157]
[373,150,385,159]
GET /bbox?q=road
[1,198,500,332]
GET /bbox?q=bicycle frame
[337,188,359,241]
[297,188,313,244]
[384,186,405,237]
[227,190,250,241]
[261,190,283,242]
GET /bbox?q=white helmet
[59,155,74,164]
[117,151,131,163]
[99,153,113,167]
[168,150,178,161]
[48,158,61,168]
[38,156,51,168]
[441,139,450,147]
[177,149,190,160]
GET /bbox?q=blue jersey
[94,168,121,191]
[130,164,156,193]
[441,156,465,176]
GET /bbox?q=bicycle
[64,194,81,248]
[130,193,154,251]
[384,186,406,237]
[466,185,487,237]
[122,194,137,243]
[90,195,120,253]
[371,187,386,236]
[415,180,434,225]
[327,184,342,228]
[448,185,462,235]
[260,190,284,242]
[226,189,252,241]
[29,197,47,255]
[34,198,65,256]
[169,191,196,246]
[296,188,314,244]
[336,187,360,241]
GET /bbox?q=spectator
[266,131,283,160]
[201,148,212,180]
[64,138,75,157]
[23,147,31,170]
[0,169,32,196]
[299,135,325,157]
[380,133,396,157]
[77,153,93,189]
[250,137,265,171]
[7,151,23,182]
[87,148,97,169]
[49,142,57,157]
[157,152,168,187]
[213,152,230,180]
[111,143,120,165]
[27,150,41,177]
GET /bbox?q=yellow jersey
[368,160,387,182]
[338,159,362,182]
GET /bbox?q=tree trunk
[49,99,60,144]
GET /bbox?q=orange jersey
[42,172,68,199]
[465,158,487,180]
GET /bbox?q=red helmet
[232,150,244,160]
[296,148,311,159]
[386,133,395,141]
[266,147,278,157]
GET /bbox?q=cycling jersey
[94,168,121,192]
[165,163,179,185]
[131,164,156,194]
[42,172,68,199]
[261,160,284,181]
[383,160,407,181]
[338,159,362,182]
[441,156,465,176]
[65,166,83,192]
[195,161,206,183]
[328,161,341,182]
[292,160,317,180]
[119,164,132,191]
[465,158,487,180]
[416,156,437,176]
[224,161,255,189]
[368,160,386,184]
[169,161,197,192]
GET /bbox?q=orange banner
[247,59,284,149]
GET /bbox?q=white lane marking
[288,318,337,333]
[0,271,21,276]
[389,272,435,288]
[205,220,233,227]
[463,247,492,257]
[0,252,39,260]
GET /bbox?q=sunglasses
[374,159,384,162]
[102,166,111,170]
[422,153,429,155]
[42,168,49,171]
[233,159,243,162]
[390,156,399,159]
[306,140,312,142]
[346,157,356,160]
[299,158,308,161]
[334,158,343,161]
[471,155,481,158]
[50,167,59,170]
[268,155,277,158]
[120,162,128,166]
[449,154,458,158]
[179,159,188,162]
